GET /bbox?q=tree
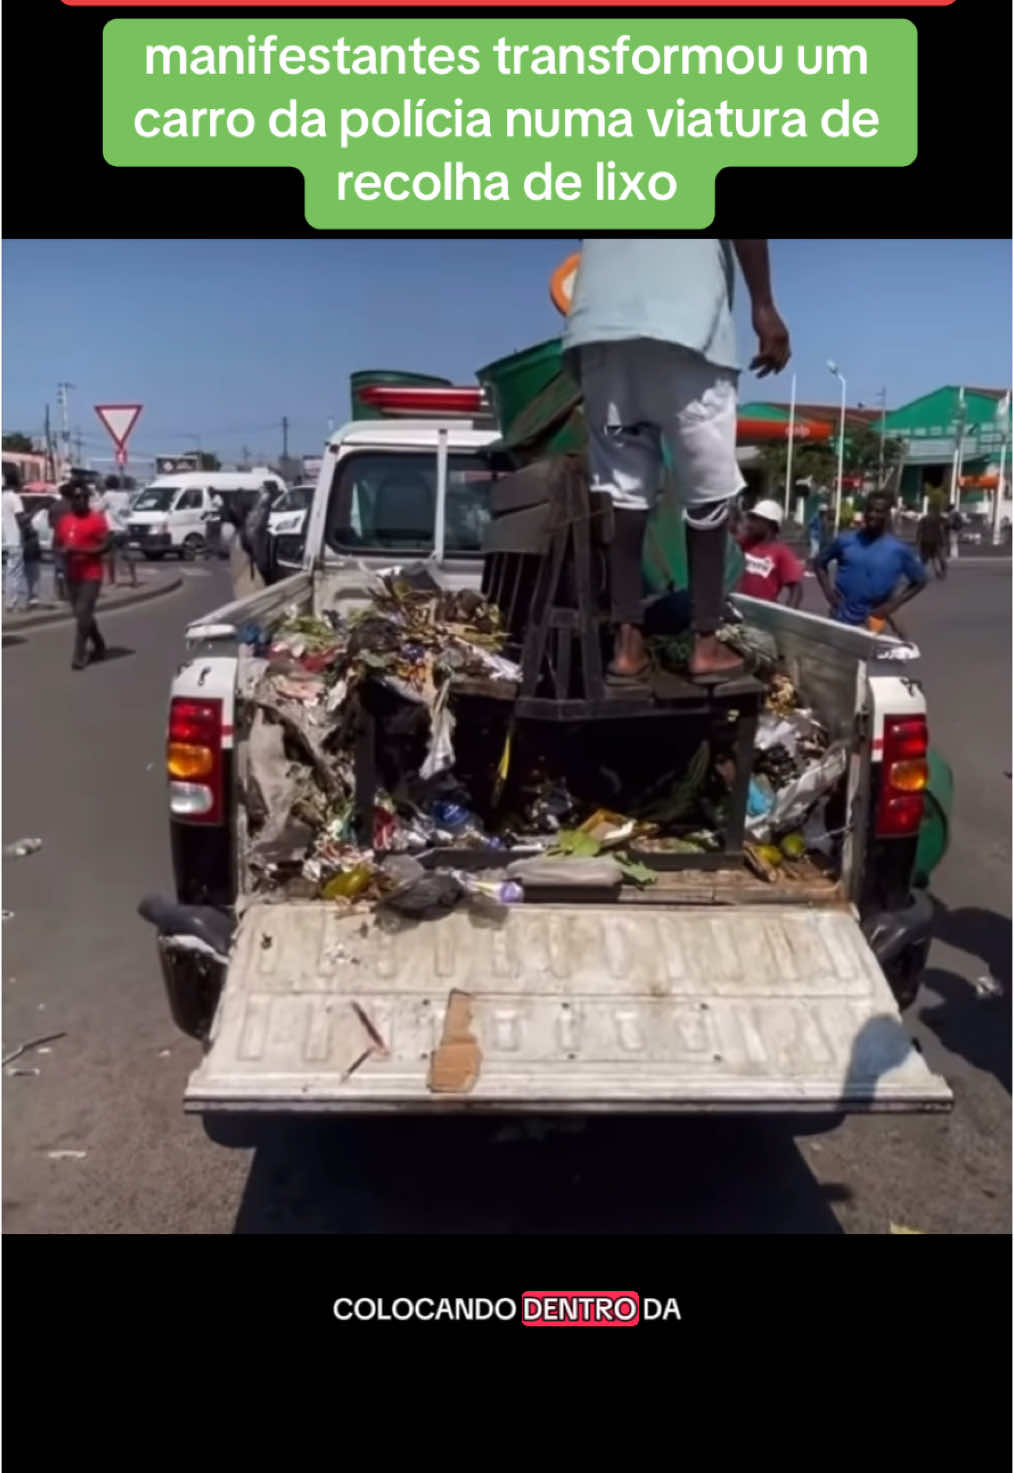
[756,439,836,496]
[2,432,35,453]
[843,425,906,492]
[197,451,221,471]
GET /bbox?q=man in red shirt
[54,480,111,669]
[735,498,804,607]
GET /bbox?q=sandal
[606,660,652,686]
[687,660,747,687]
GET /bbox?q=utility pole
[948,386,966,561]
[281,416,289,462]
[44,403,55,481]
[73,431,85,465]
[876,387,887,491]
[57,381,75,474]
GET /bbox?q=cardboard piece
[427,989,482,1093]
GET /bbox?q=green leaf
[615,855,659,888]
[551,829,602,858]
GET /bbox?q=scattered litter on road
[2,911,14,921]
[889,1222,924,1234]
[46,1149,87,1161]
[3,837,43,859]
[158,1048,172,1057]
[36,1003,46,1012]
[973,972,1003,1000]
[7,1067,41,1078]
[2,1031,66,1067]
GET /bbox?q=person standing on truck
[735,499,804,607]
[54,479,111,669]
[815,489,927,631]
[563,238,791,684]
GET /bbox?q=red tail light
[168,698,223,823]
[356,384,486,416]
[876,714,929,837]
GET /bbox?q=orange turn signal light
[168,742,215,780]
[888,759,928,792]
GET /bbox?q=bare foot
[688,633,743,678]
[609,623,648,676]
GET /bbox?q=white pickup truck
[148,416,952,1134]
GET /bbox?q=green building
[881,386,1011,507]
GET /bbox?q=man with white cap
[735,497,804,608]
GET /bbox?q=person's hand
[749,303,791,377]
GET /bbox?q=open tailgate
[185,902,952,1114]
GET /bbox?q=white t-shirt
[2,489,24,548]
[100,489,130,534]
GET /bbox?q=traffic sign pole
[95,404,143,484]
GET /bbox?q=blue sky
[3,238,1010,465]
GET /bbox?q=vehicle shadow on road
[917,900,1012,1094]
[232,1117,848,1234]
[1,636,26,648]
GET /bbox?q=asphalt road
[2,559,1010,1234]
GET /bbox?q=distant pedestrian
[20,508,43,606]
[99,481,138,588]
[54,480,111,669]
[807,503,831,564]
[49,483,75,601]
[917,507,947,578]
[2,482,28,610]
[946,504,963,560]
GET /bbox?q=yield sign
[95,403,143,456]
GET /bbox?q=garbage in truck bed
[235,562,844,914]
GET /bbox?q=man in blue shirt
[815,491,927,629]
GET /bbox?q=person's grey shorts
[575,338,744,523]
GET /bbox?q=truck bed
[185,899,951,1115]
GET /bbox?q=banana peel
[745,842,783,883]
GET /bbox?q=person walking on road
[563,237,791,684]
[735,498,804,607]
[99,480,138,588]
[946,503,963,561]
[54,480,111,669]
[2,482,29,612]
[49,482,75,601]
[20,506,43,606]
[917,506,947,578]
[807,502,831,566]
[816,490,927,631]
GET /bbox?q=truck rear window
[324,451,495,556]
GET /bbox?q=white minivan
[127,470,286,560]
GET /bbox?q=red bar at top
[65,1,956,7]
